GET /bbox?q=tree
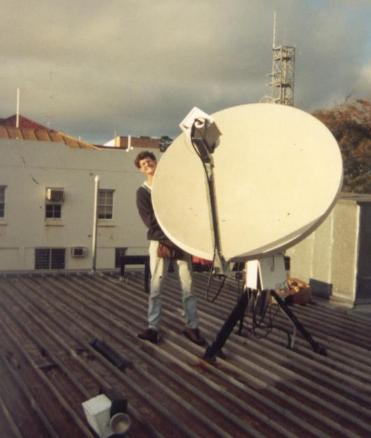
[313,99,371,194]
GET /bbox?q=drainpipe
[92,175,100,273]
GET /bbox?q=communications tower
[262,13,295,106]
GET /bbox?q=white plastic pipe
[91,175,100,272]
[16,88,20,128]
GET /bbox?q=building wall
[287,197,371,306]
[356,203,371,302]
[331,200,359,302]
[0,140,155,272]
[2,139,369,301]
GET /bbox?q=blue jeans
[148,240,199,330]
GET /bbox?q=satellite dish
[152,103,343,262]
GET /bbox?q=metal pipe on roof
[91,175,100,272]
[16,88,20,128]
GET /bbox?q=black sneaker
[183,328,206,346]
[138,328,158,344]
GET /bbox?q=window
[45,188,64,219]
[35,248,66,269]
[45,203,62,218]
[0,186,6,218]
[98,189,114,219]
[115,247,128,268]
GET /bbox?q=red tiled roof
[0,115,97,150]
[0,114,49,130]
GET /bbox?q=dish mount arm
[189,114,226,275]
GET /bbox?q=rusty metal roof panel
[0,273,370,437]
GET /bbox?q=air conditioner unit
[71,247,87,258]
[46,188,64,202]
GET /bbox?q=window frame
[45,203,62,219]
[98,189,114,220]
[0,185,6,218]
[35,248,66,270]
[45,187,64,220]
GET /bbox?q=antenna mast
[273,11,277,49]
[16,88,20,128]
[262,13,295,106]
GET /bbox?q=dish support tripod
[203,285,327,363]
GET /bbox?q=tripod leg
[203,290,249,362]
[237,289,250,335]
[271,290,327,355]
[237,309,245,336]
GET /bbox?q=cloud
[0,0,370,142]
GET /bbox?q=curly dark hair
[134,151,157,168]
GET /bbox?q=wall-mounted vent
[71,247,87,258]
[46,188,64,202]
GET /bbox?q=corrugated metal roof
[0,272,370,437]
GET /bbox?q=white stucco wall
[287,197,364,305]
[0,140,156,271]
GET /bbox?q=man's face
[138,157,157,177]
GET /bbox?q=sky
[1,0,371,144]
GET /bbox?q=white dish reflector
[152,103,343,261]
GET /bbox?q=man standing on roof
[134,150,206,346]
